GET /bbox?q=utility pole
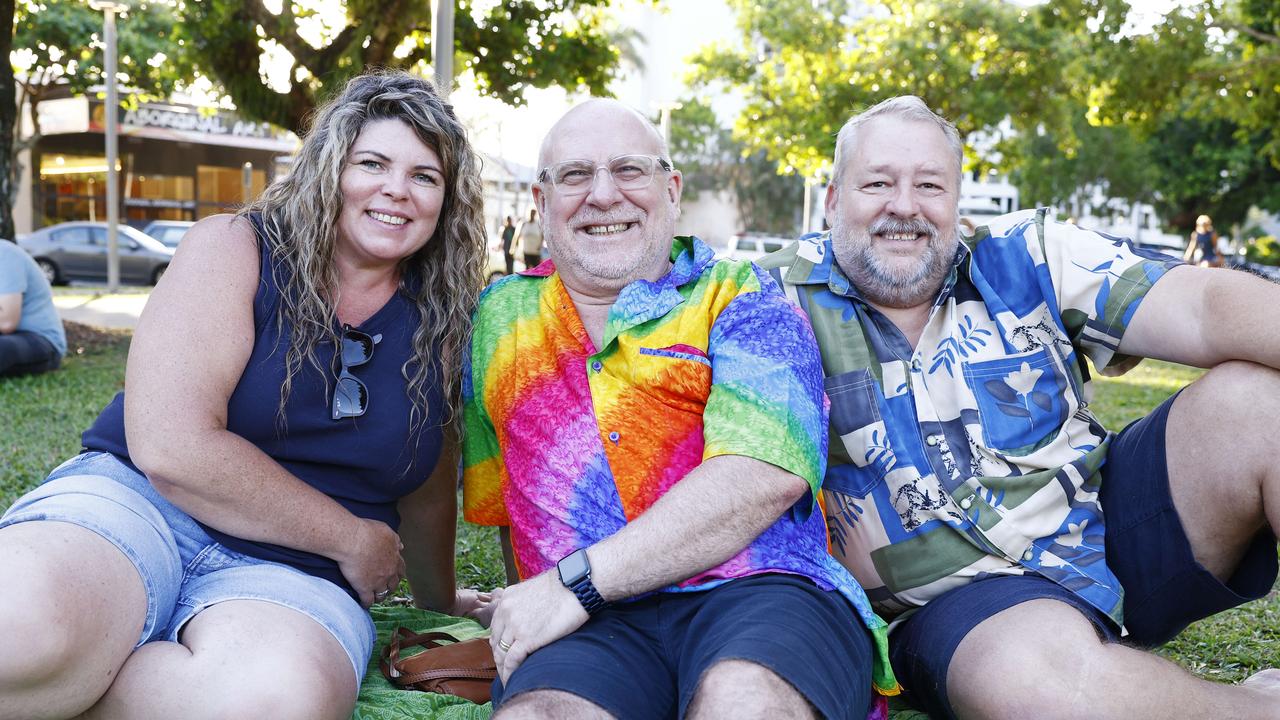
[90,1,128,292]
[432,0,453,98]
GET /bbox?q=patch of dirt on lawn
[63,320,132,355]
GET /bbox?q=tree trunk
[0,0,16,242]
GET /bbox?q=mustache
[867,215,939,238]
[568,208,645,226]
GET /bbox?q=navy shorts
[890,390,1278,719]
[493,574,874,720]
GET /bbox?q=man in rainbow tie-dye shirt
[462,99,898,719]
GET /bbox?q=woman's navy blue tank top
[1195,230,1217,259]
[82,214,445,597]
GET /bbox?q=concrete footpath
[53,292,149,330]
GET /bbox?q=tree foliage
[691,0,1280,234]
[6,0,191,236]
[1,0,15,241]
[665,97,803,234]
[1004,117,1155,216]
[688,0,1130,181]
[177,0,631,133]
[1141,114,1280,230]
[14,1,193,140]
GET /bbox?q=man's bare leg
[687,659,817,720]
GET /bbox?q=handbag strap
[380,627,494,685]
[390,666,498,686]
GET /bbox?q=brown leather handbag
[378,627,497,704]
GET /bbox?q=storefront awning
[37,96,298,154]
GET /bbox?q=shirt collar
[522,236,715,349]
[605,236,712,343]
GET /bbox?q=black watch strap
[557,548,609,615]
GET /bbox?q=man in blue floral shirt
[760,95,1280,719]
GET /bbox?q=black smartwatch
[557,548,608,615]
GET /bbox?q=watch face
[558,549,590,585]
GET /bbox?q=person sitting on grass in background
[463,98,898,720]
[0,240,66,378]
[760,95,1280,720]
[0,71,491,720]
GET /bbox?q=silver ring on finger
[375,589,391,602]
[498,639,512,652]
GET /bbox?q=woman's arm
[398,424,460,612]
[124,215,402,607]
[398,425,493,622]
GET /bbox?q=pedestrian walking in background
[500,215,517,275]
[518,208,543,270]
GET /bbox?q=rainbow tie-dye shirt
[462,235,897,699]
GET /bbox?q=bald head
[538,99,669,172]
[532,97,683,300]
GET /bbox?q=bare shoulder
[176,214,258,260]
[143,214,262,323]
[163,214,260,287]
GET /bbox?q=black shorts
[493,574,874,720]
[890,390,1278,719]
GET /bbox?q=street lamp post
[241,162,254,204]
[431,0,454,98]
[655,101,683,150]
[90,1,128,292]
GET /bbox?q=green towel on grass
[351,606,492,720]
[351,605,931,719]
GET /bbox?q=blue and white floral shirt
[760,208,1184,627]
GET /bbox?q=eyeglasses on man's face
[538,154,673,196]
[332,324,382,420]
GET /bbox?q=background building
[16,92,297,235]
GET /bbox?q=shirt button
[926,434,940,446]
[960,497,973,510]
[911,358,922,371]
[591,360,603,372]
[608,431,620,444]
[1023,549,1035,561]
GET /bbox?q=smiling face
[533,100,682,299]
[827,116,961,309]
[335,118,446,270]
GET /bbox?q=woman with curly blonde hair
[1185,213,1223,268]
[0,71,488,719]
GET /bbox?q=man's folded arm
[587,453,809,602]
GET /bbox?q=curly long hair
[243,70,485,434]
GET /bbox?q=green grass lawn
[2,325,1275,690]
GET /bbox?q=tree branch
[242,0,324,71]
[1217,21,1280,46]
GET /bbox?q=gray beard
[831,216,959,309]
[545,206,673,289]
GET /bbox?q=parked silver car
[18,221,175,286]
[141,219,196,249]
[724,233,791,262]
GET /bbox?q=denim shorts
[889,390,1278,719]
[0,451,375,685]
[493,574,874,720]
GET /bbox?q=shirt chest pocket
[961,345,1079,457]
[824,368,892,498]
[632,346,712,413]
